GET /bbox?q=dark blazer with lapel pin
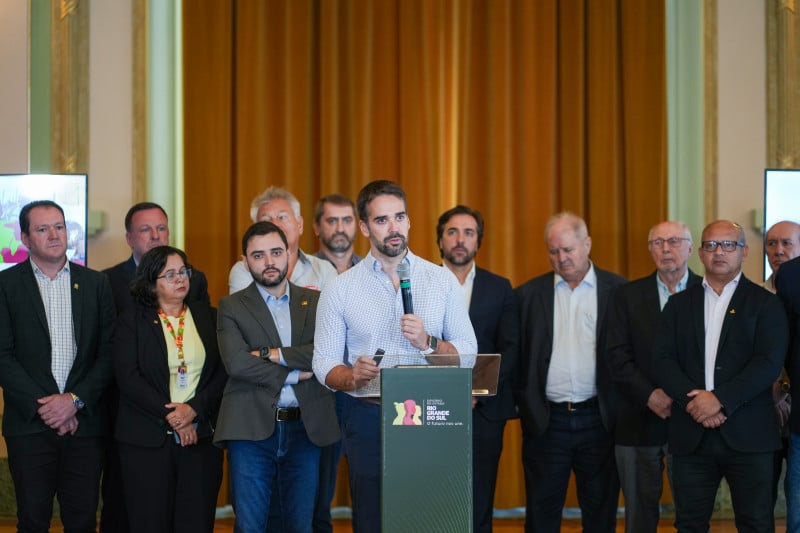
[113,300,227,446]
[104,255,210,313]
[606,270,702,445]
[654,275,787,454]
[0,260,115,437]
[776,255,800,435]
[214,282,340,447]
[514,265,627,436]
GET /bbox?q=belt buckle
[276,408,288,421]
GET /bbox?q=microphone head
[397,262,411,281]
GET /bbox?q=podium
[379,366,473,532]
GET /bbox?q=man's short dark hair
[314,194,356,224]
[131,245,190,308]
[436,205,485,248]
[124,202,168,233]
[19,200,65,235]
[356,180,407,222]
[241,221,289,256]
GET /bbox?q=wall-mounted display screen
[0,174,88,272]
[764,168,800,281]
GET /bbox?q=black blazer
[104,256,210,314]
[774,256,800,434]
[606,270,702,446]
[514,266,627,436]
[0,260,115,437]
[113,301,227,447]
[470,267,519,422]
[654,275,787,454]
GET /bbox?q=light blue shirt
[656,269,690,310]
[256,283,299,407]
[313,250,477,386]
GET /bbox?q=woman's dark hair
[130,245,190,307]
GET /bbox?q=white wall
[88,1,135,270]
[717,0,767,281]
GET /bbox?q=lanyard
[157,306,187,375]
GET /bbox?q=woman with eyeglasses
[112,245,227,533]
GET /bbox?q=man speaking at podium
[313,180,477,533]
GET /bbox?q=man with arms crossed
[314,194,362,273]
[215,221,340,532]
[313,180,477,533]
[0,200,115,532]
[515,212,626,533]
[606,221,701,532]
[437,204,518,533]
[655,220,787,532]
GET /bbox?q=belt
[276,407,301,421]
[549,397,599,412]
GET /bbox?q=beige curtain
[184,0,666,510]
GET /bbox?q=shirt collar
[553,262,596,288]
[30,257,70,278]
[442,261,476,285]
[702,271,742,293]
[656,268,690,294]
[367,248,416,274]
[256,280,290,303]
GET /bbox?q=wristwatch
[260,346,271,360]
[420,335,439,355]
[70,392,85,411]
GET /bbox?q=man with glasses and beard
[215,221,340,533]
[436,205,518,533]
[314,194,362,273]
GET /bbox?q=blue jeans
[788,433,800,533]
[228,420,321,533]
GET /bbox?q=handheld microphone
[397,263,413,314]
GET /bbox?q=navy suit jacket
[605,270,702,446]
[470,267,519,422]
[113,301,227,447]
[0,260,115,437]
[654,275,787,454]
[775,256,800,434]
[515,266,627,436]
[104,256,210,313]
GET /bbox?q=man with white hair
[229,187,337,294]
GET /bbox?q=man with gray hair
[763,220,800,293]
[515,212,626,532]
[606,220,701,532]
[229,186,337,294]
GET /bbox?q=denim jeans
[787,433,800,533]
[228,420,321,533]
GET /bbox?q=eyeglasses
[157,268,192,283]
[648,237,691,248]
[699,240,744,253]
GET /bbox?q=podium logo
[392,399,422,426]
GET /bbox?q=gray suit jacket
[213,282,340,447]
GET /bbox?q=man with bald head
[515,212,626,533]
[607,221,701,532]
[763,220,800,292]
[655,220,787,532]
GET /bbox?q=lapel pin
[301,300,308,307]
[154,320,159,325]
[729,309,736,315]
[73,283,79,290]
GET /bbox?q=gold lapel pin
[729,309,736,315]
[73,283,79,290]
[301,300,308,307]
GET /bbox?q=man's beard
[375,233,407,257]
[443,246,476,267]
[251,263,289,288]
[322,232,353,253]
